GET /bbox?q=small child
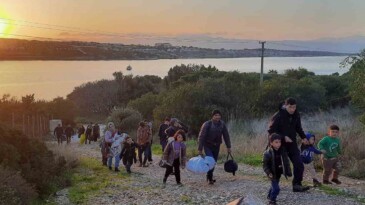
[300,132,323,187]
[120,136,137,173]
[162,130,187,186]
[318,124,342,185]
[263,133,292,205]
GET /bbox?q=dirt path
[53,140,365,205]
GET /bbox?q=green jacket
[318,136,341,159]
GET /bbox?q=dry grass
[47,144,79,169]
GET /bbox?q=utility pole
[259,41,266,86]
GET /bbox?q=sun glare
[0,11,12,37]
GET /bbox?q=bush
[0,124,74,199]
[106,107,142,134]
[0,166,37,205]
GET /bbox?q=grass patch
[319,185,365,203]
[68,157,128,204]
[152,143,163,155]
[238,154,262,166]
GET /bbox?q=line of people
[95,98,342,205]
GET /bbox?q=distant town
[0,38,349,60]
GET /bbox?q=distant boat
[126,65,132,71]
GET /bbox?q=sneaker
[208,179,216,185]
[323,180,332,185]
[143,164,149,167]
[331,179,342,184]
[127,170,131,174]
[114,168,120,172]
[313,179,322,187]
[177,182,183,186]
[163,178,167,184]
[293,184,310,192]
[108,166,112,170]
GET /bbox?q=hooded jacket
[300,133,322,164]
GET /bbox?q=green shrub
[106,107,142,133]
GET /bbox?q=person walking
[158,117,170,151]
[136,121,152,167]
[268,97,309,192]
[64,124,74,144]
[198,109,231,185]
[54,124,64,145]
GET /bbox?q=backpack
[224,153,238,176]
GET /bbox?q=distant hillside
[0,38,350,60]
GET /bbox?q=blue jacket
[300,145,322,164]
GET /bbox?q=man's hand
[227,148,232,153]
[320,149,327,154]
[284,136,293,143]
[268,173,273,179]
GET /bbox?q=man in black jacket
[158,117,170,151]
[65,124,74,144]
[268,97,309,192]
[198,109,231,185]
[54,124,64,145]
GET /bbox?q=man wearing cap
[198,109,232,184]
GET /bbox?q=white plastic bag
[186,156,210,174]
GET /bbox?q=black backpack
[224,153,238,176]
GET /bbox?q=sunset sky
[0,0,364,43]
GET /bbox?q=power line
[0,17,254,45]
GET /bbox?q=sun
[0,11,12,37]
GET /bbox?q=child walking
[300,132,322,187]
[318,124,342,185]
[162,130,187,186]
[120,136,137,173]
[263,133,292,205]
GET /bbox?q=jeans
[138,144,150,165]
[268,178,281,202]
[204,145,220,181]
[108,155,121,168]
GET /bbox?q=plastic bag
[79,134,86,144]
[204,156,216,170]
[186,156,210,174]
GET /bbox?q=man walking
[198,110,231,185]
[54,124,64,145]
[268,97,309,192]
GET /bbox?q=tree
[342,49,365,124]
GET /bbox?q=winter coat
[198,120,231,151]
[137,126,151,146]
[268,108,306,145]
[162,141,187,167]
[65,127,74,137]
[54,127,64,137]
[120,142,137,161]
[300,144,322,164]
[263,147,292,179]
[158,123,169,144]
